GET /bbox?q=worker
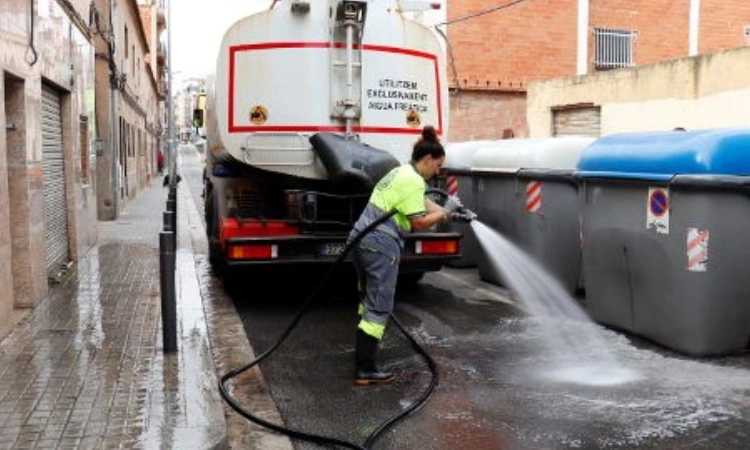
[350,125,464,385]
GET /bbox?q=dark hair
[411,125,445,162]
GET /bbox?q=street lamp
[166,0,176,185]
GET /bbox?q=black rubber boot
[354,329,394,386]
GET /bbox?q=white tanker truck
[199,0,461,281]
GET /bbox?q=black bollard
[166,198,177,235]
[171,186,178,215]
[163,211,174,233]
[160,232,178,353]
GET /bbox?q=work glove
[443,195,464,214]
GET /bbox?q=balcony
[158,79,168,100]
[156,6,166,28]
[157,41,166,65]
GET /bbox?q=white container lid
[470,137,595,172]
[444,140,491,169]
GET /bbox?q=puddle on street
[472,221,637,385]
[467,221,750,447]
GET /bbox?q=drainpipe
[577,0,589,76]
[167,0,175,181]
[109,0,120,217]
[689,0,700,57]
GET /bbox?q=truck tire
[205,185,225,276]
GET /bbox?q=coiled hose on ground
[219,188,450,449]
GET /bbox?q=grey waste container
[471,137,593,293]
[441,141,489,267]
[577,128,750,356]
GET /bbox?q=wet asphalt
[181,145,750,450]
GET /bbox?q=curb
[179,180,294,450]
[174,184,230,450]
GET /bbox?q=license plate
[319,243,346,257]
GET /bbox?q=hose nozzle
[451,207,477,223]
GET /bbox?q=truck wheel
[203,181,214,237]
[205,186,225,276]
[209,241,225,276]
[398,272,425,286]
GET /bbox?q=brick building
[0,0,167,339]
[0,0,98,337]
[94,0,166,220]
[447,0,750,141]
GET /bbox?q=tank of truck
[205,0,449,180]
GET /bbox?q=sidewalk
[0,179,291,449]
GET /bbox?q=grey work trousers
[352,230,401,331]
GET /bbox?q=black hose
[218,197,445,449]
[364,313,440,448]
[426,187,450,201]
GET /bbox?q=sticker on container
[646,187,670,234]
[406,109,421,128]
[525,181,543,213]
[686,228,709,272]
[250,106,268,125]
[446,176,458,196]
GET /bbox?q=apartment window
[124,27,130,79]
[594,28,635,70]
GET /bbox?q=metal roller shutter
[42,85,70,276]
[553,106,601,137]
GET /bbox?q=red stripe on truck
[227,41,443,135]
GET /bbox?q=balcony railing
[157,41,166,64]
[156,7,166,27]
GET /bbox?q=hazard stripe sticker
[686,228,709,272]
[525,181,542,213]
[446,176,458,196]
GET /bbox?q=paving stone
[0,180,227,449]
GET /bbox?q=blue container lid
[576,128,750,181]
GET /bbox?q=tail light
[227,244,277,260]
[415,240,459,255]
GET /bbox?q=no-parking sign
[646,187,670,234]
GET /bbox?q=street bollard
[164,208,176,249]
[166,198,177,235]
[171,186,178,217]
[160,232,178,353]
[163,211,174,233]
[172,187,178,234]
